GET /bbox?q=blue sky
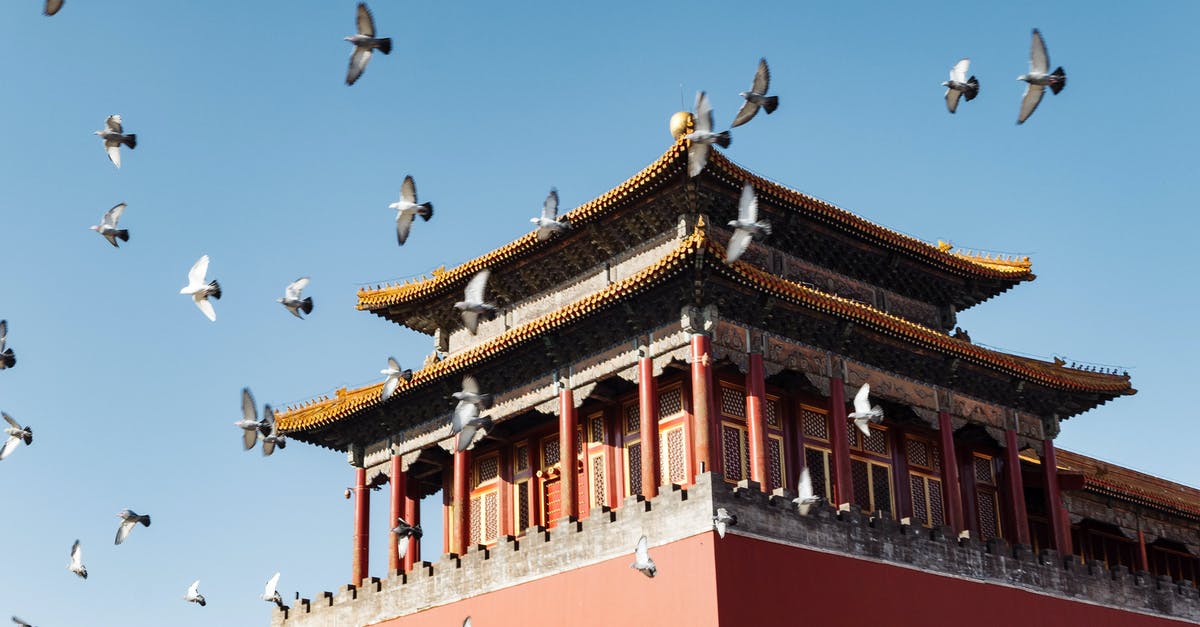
[1,1,1197,624]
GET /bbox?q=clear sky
[1,1,1196,624]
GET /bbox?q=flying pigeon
[278,277,313,319]
[794,467,822,516]
[44,0,62,16]
[380,357,413,401]
[94,115,136,169]
[236,388,271,451]
[848,382,884,437]
[531,188,569,241]
[389,175,434,246]
[1017,28,1066,124]
[731,58,779,128]
[11,617,32,627]
[942,58,980,113]
[390,516,423,560]
[345,3,392,85]
[0,320,14,370]
[185,580,206,607]
[630,535,657,578]
[685,91,731,178]
[713,508,737,539]
[454,269,497,335]
[451,375,494,410]
[725,183,771,263]
[1,412,32,461]
[261,572,285,609]
[68,540,87,579]
[115,509,151,545]
[463,618,471,627]
[89,203,130,248]
[260,406,286,457]
[451,401,492,453]
[179,255,221,322]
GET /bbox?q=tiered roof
[1054,449,1200,522]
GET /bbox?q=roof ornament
[937,240,953,252]
[669,111,695,140]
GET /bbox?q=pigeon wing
[381,375,400,401]
[798,467,814,501]
[71,540,82,567]
[456,424,479,452]
[264,572,281,599]
[401,175,418,204]
[950,58,970,83]
[1017,83,1045,124]
[103,203,126,228]
[106,115,123,133]
[194,296,217,322]
[187,255,210,290]
[464,269,490,303]
[347,47,372,86]
[461,310,480,335]
[242,426,258,451]
[852,383,872,414]
[1030,29,1049,74]
[694,91,713,133]
[286,277,309,300]
[395,211,416,245]
[45,0,64,15]
[105,140,122,168]
[451,401,477,434]
[729,100,759,128]
[187,580,201,598]
[634,535,650,563]
[738,183,757,222]
[115,519,136,545]
[262,435,276,457]
[0,320,6,343]
[726,229,752,264]
[2,412,18,430]
[687,142,710,177]
[387,357,401,372]
[542,188,559,220]
[462,374,481,396]
[0,436,18,460]
[945,88,963,113]
[751,58,771,94]
[356,2,375,36]
[241,388,257,423]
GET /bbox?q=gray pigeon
[713,508,737,539]
[731,58,779,128]
[454,269,497,335]
[848,383,884,437]
[725,183,771,263]
[942,58,979,113]
[44,0,62,15]
[89,203,130,248]
[451,400,493,453]
[389,176,434,245]
[794,467,822,516]
[685,91,731,178]
[380,357,413,401]
[235,388,271,451]
[530,188,569,241]
[1,412,32,461]
[261,572,285,609]
[11,617,33,627]
[345,3,392,85]
[278,277,313,319]
[0,320,14,370]
[451,375,494,410]
[68,540,87,579]
[1017,28,1066,124]
[260,406,286,457]
[184,580,206,607]
[390,516,423,560]
[115,509,151,545]
[630,535,657,578]
[94,115,136,169]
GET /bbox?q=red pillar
[690,335,714,475]
[937,411,965,532]
[403,473,418,571]
[452,449,471,555]
[389,455,404,574]
[746,352,768,489]
[1042,438,1068,554]
[638,356,660,498]
[559,385,578,520]
[1003,429,1030,545]
[352,467,369,585]
[829,377,853,507]
[1137,530,1149,573]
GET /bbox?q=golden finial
[670,111,695,140]
[936,240,953,252]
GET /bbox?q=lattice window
[929,477,945,526]
[516,480,530,532]
[721,424,746,482]
[576,426,584,454]
[765,397,780,427]
[909,473,945,528]
[974,454,996,486]
[848,424,859,449]
[591,455,606,508]
[484,492,499,542]
[590,415,605,444]
[656,426,686,485]
[864,427,889,456]
[624,403,640,434]
[626,442,643,496]
[850,458,893,515]
[516,445,529,472]
[475,455,499,486]
[543,438,560,467]
[804,446,835,501]
[720,385,745,418]
[977,490,1000,540]
[469,496,481,546]
[932,443,942,472]
[767,436,784,492]
[801,407,829,441]
[659,387,683,418]
[906,438,930,469]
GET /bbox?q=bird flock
[7,3,1069,623]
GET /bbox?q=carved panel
[765,336,829,378]
[829,273,877,307]
[844,361,938,412]
[881,291,941,328]
[950,394,1005,429]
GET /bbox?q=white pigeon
[530,188,569,241]
[463,618,471,627]
[68,540,87,579]
[278,277,313,319]
[848,383,884,437]
[390,516,423,560]
[1017,28,1067,124]
[179,255,222,322]
[380,357,413,401]
[184,580,206,606]
[114,509,151,545]
[451,401,492,453]
[451,375,494,410]
[713,508,737,539]
[731,58,779,128]
[345,3,392,85]
[389,175,434,246]
[235,388,271,451]
[1,412,32,461]
[11,617,33,627]
[685,91,731,178]
[942,58,980,114]
[630,535,657,578]
[0,320,14,370]
[261,572,285,608]
[725,183,771,263]
[94,115,136,169]
[794,467,822,516]
[89,203,130,248]
[454,269,497,335]
[44,0,63,15]
[260,405,286,457]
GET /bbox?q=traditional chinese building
[270,116,1199,626]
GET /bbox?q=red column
[1042,438,1067,554]
[690,334,714,476]
[403,474,418,571]
[746,352,767,489]
[1137,530,1149,572]
[829,377,853,507]
[389,455,405,574]
[559,386,578,520]
[638,356,660,498]
[1003,429,1030,545]
[499,448,513,538]
[937,411,965,532]
[352,467,369,585]
[452,449,471,555]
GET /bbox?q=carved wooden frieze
[764,335,829,378]
[714,320,745,351]
[881,291,941,329]
[950,393,1006,429]
[829,273,877,307]
[843,360,939,412]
